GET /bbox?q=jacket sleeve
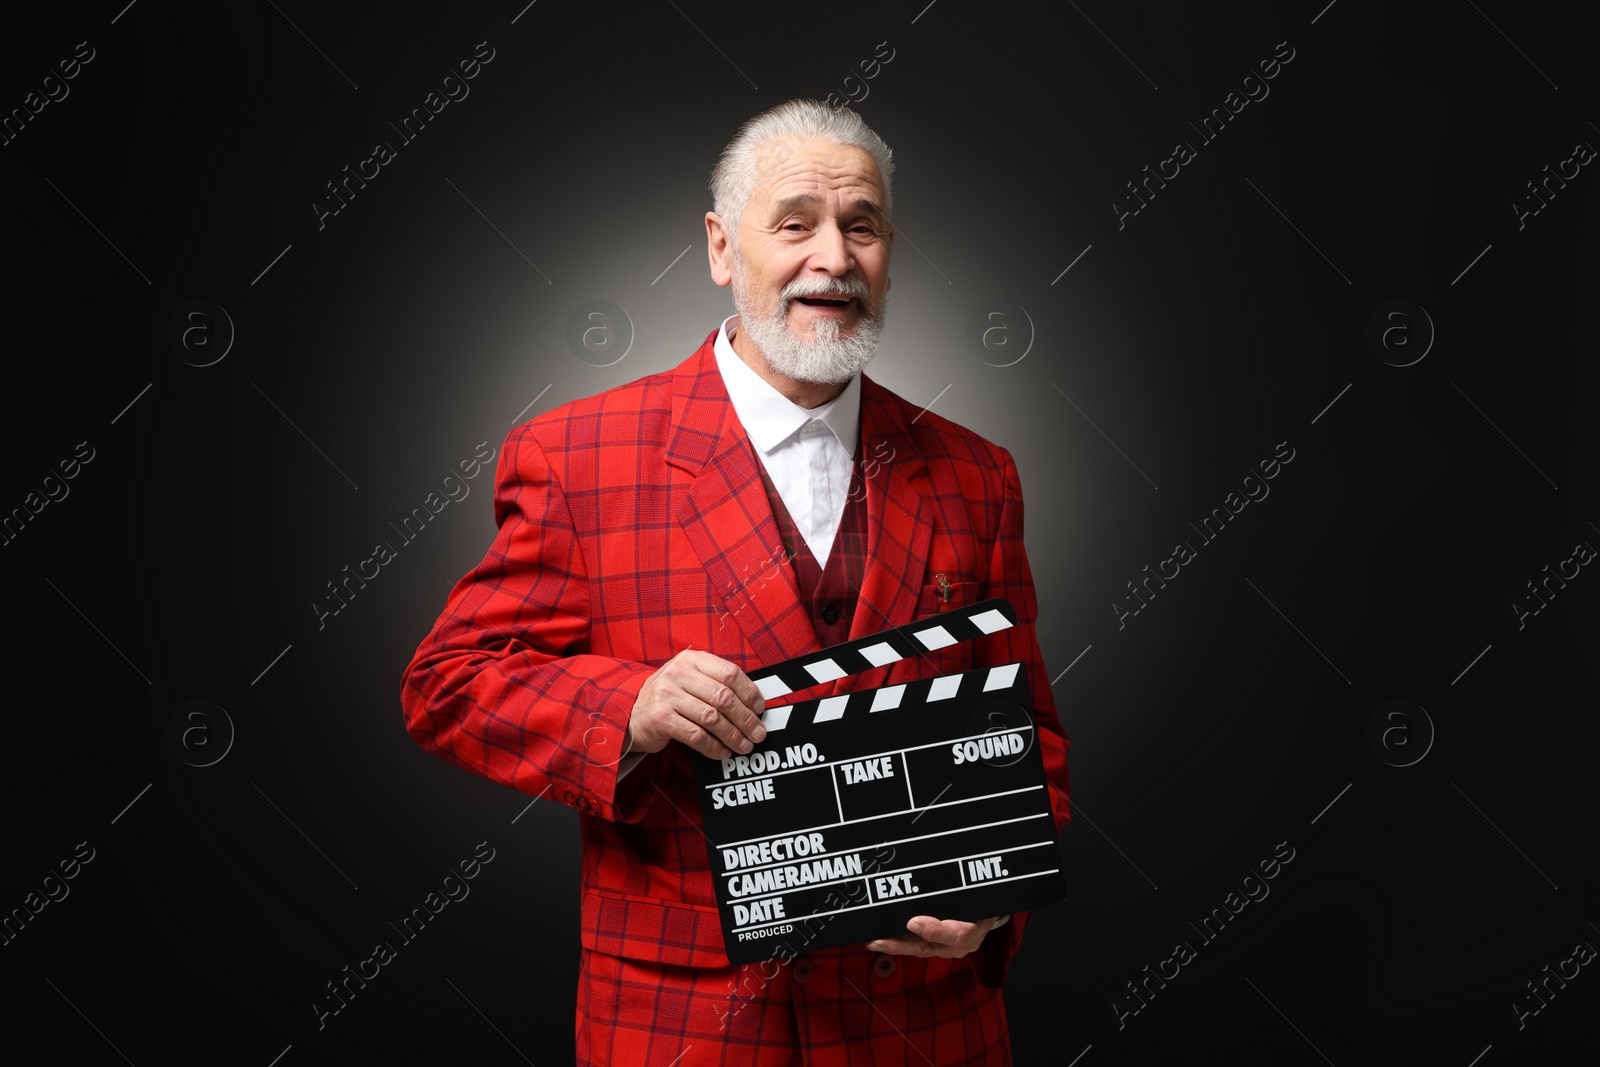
[966,445,1071,989]
[400,424,664,823]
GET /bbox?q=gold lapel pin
[935,574,951,603]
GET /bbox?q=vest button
[792,954,814,982]
[821,604,840,624]
[872,953,898,978]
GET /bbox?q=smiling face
[707,137,893,387]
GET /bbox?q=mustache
[780,275,872,304]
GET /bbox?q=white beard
[731,249,887,385]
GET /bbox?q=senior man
[401,98,1071,1065]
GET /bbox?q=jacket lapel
[668,333,933,687]
[670,335,817,669]
[847,375,933,647]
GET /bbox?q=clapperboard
[692,598,1066,964]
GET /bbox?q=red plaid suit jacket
[401,329,1071,988]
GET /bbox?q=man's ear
[706,212,733,288]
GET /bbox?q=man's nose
[808,221,853,275]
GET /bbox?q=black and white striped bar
[753,662,1026,735]
[747,597,1018,703]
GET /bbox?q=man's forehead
[751,140,885,207]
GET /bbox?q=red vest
[750,426,867,647]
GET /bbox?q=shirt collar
[713,313,861,456]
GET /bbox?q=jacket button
[792,954,814,983]
[821,604,839,624]
[872,953,897,978]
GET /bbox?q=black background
[2,1,1597,1064]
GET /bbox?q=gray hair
[710,99,894,242]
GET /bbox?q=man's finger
[694,678,764,748]
[683,694,753,755]
[719,687,767,745]
[863,933,941,957]
[906,916,977,946]
[865,916,990,956]
[666,710,732,760]
[864,933,961,958]
[727,668,767,724]
[678,652,767,745]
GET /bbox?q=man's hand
[626,649,768,761]
[865,915,1006,958]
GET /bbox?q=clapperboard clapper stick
[691,597,1067,964]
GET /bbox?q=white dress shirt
[614,314,861,780]
[713,313,860,568]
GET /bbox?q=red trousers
[576,944,1013,1066]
